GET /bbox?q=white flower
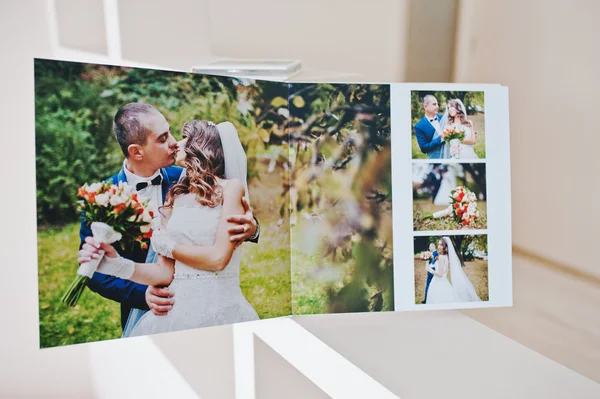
[110,195,126,206]
[140,224,151,234]
[467,202,477,215]
[95,193,110,207]
[87,182,103,193]
[142,211,153,223]
[468,192,477,202]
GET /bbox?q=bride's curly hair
[163,120,225,209]
[447,99,473,127]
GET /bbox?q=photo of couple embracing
[411,91,486,160]
[35,60,292,347]
[77,104,261,338]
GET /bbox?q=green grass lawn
[413,199,487,231]
[38,223,122,348]
[38,220,291,348]
[412,113,486,159]
[414,257,489,304]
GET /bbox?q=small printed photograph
[412,163,486,231]
[411,90,485,160]
[414,234,488,305]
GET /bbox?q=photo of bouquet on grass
[424,186,480,228]
[61,181,158,307]
[441,125,466,159]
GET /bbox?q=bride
[426,237,481,304]
[90,120,259,335]
[433,165,457,206]
[441,99,479,159]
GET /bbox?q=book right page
[288,83,395,315]
[392,83,512,311]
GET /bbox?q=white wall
[453,0,600,276]
[207,0,409,81]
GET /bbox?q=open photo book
[35,59,511,348]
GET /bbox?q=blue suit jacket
[80,165,184,329]
[414,115,444,159]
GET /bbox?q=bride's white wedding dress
[130,193,259,336]
[433,167,457,206]
[425,257,459,304]
[458,125,479,159]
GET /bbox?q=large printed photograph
[35,59,292,348]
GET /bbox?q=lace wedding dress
[130,193,259,336]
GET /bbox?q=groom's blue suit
[79,165,184,331]
[414,114,444,159]
[423,250,438,303]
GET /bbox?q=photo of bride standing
[411,90,485,160]
[412,163,487,231]
[414,235,488,305]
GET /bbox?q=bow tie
[429,118,437,122]
[136,175,162,191]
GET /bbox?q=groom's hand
[145,286,175,316]
[227,196,257,245]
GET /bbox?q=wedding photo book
[34,59,511,348]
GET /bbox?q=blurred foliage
[286,84,394,313]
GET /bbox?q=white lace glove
[151,228,177,259]
[96,255,135,279]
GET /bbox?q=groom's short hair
[423,95,437,105]
[113,102,160,157]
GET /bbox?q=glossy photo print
[35,59,292,347]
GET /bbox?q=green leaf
[271,96,288,108]
[292,96,305,108]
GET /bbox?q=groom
[78,102,259,336]
[423,243,438,304]
[414,95,445,159]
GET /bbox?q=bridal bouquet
[428,186,480,227]
[61,181,159,307]
[420,251,433,260]
[441,125,465,159]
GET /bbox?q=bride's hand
[78,236,117,264]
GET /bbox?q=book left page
[34,59,292,348]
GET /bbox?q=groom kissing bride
[414,95,479,159]
[78,102,261,337]
[423,237,481,304]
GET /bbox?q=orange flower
[77,187,86,198]
[88,193,96,203]
[143,230,152,239]
[141,242,148,250]
[113,203,127,214]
